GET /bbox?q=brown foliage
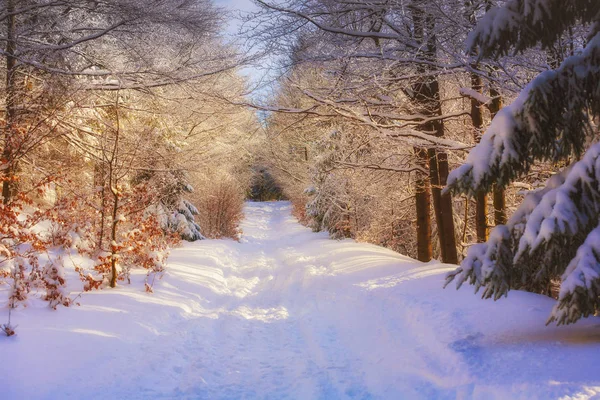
[0,176,72,309]
[196,179,244,240]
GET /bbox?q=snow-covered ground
[2,201,600,399]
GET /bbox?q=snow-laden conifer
[169,199,204,242]
[447,34,600,195]
[467,0,599,58]
[445,0,600,324]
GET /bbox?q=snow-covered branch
[447,33,600,196]
[468,0,600,58]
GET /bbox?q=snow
[459,87,492,105]
[2,202,600,399]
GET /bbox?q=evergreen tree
[445,0,600,325]
[167,196,205,242]
[135,169,204,242]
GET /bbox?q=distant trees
[248,0,543,261]
[254,63,432,255]
[445,0,600,325]
[249,168,285,202]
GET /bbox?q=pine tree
[134,169,205,242]
[168,198,204,242]
[445,0,600,325]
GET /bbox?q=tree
[0,0,259,312]
[409,0,459,263]
[0,0,234,202]
[254,63,426,257]
[248,0,485,263]
[444,0,600,325]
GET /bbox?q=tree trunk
[470,70,488,242]
[411,2,458,263]
[2,0,17,204]
[492,186,506,225]
[108,102,121,288]
[94,162,107,251]
[489,87,507,226]
[110,183,119,288]
[415,147,432,262]
[430,149,458,263]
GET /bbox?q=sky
[214,0,277,100]
[215,0,259,37]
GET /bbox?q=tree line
[246,0,599,325]
[0,0,259,332]
[1,0,598,330]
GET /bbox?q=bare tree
[0,0,241,202]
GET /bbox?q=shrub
[196,177,244,239]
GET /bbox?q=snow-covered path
[3,202,600,399]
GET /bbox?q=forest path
[3,202,600,399]
[114,201,465,399]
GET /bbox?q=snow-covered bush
[88,183,181,288]
[166,200,204,242]
[0,184,71,310]
[132,167,205,243]
[42,257,71,310]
